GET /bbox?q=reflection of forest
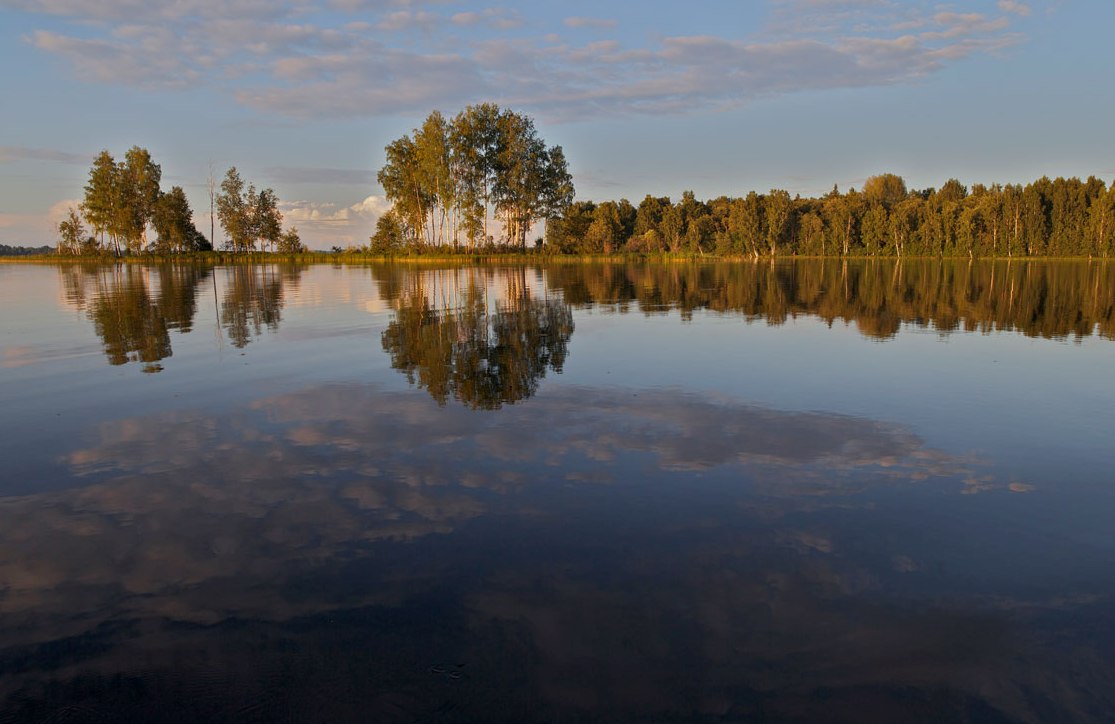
[60,264,211,371]
[545,258,1115,339]
[59,264,305,368]
[219,264,304,348]
[58,259,1115,374]
[380,267,573,409]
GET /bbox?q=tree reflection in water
[56,259,1115,377]
[544,258,1115,340]
[218,264,305,349]
[59,263,306,369]
[60,264,211,372]
[381,268,573,409]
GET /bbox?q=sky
[1,0,1111,249]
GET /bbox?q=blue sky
[0,0,1110,249]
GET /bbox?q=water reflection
[57,260,1115,374]
[381,269,573,408]
[219,264,304,349]
[3,382,1105,720]
[542,258,1115,340]
[59,264,304,368]
[7,258,1115,720]
[60,264,211,371]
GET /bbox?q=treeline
[0,244,53,256]
[371,104,574,252]
[545,174,1115,258]
[58,148,304,256]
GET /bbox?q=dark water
[1,259,1114,722]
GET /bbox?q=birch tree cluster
[67,147,210,256]
[375,104,575,251]
[215,167,304,254]
[64,150,304,256]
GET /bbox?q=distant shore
[3,251,1113,265]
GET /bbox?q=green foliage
[764,190,793,255]
[215,167,292,253]
[83,150,119,254]
[216,167,252,252]
[861,205,888,255]
[729,192,763,256]
[255,189,283,252]
[277,227,305,254]
[152,186,207,254]
[378,105,575,252]
[545,172,1115,258]
[369,211,409,255]
[862,173,908,208]
[584,201,625,253]
[545,201,596,254]
[120,146,162,253]
[77,147,207,256]
[57,206,88,255]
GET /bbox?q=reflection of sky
[0,382,1113,720]
[567,308,1115,467]
[0,381,1014,623]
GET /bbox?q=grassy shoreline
[2,251,1112,265]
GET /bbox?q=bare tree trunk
[208,162,216,249]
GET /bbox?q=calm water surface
[1,259,1114,722]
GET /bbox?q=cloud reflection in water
[1,383,1105,721]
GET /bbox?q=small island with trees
[25,103,1115,260]
[55,148,305,258]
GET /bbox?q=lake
[1,259,1114,721]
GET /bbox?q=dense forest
[543,174,1115,258]
[373,166,1114,259]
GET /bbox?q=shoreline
[3,252,1113,265]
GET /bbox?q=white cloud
[563,16,617,30]
[31,29,201,88]
[48,198,80,220]
[451,8,521,30]
[0,198,80,243]
[376,10,441,32]
[280,195,391,247]
[998,0,1030,16]
[17,0,1027,121]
